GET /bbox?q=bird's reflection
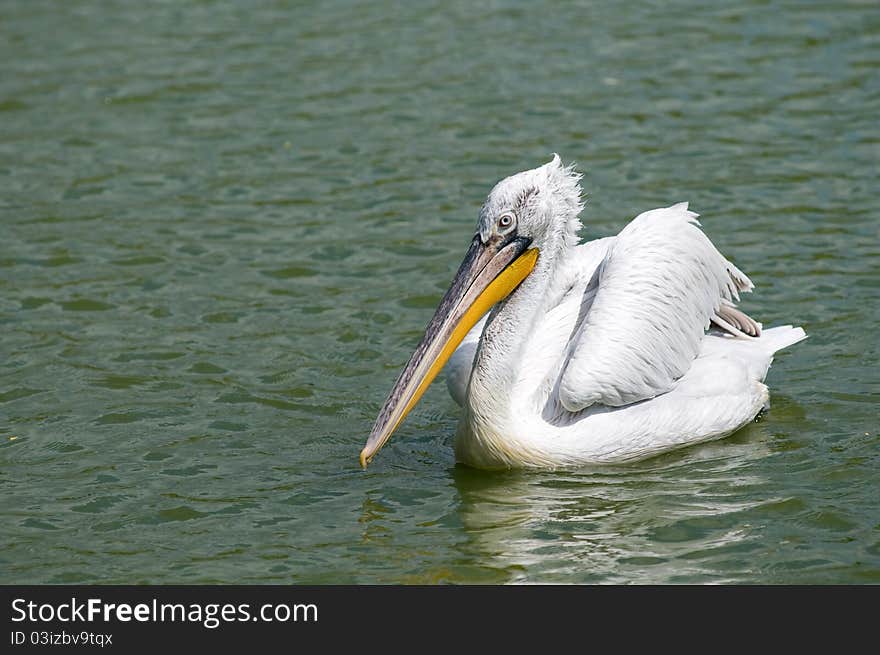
[451,422,776,583]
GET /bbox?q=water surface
[1,0,878,583]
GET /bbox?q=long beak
[360,234,539,468]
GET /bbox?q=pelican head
[359,155,584,467]
[477,153,584,257]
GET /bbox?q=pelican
[360,155,806,470]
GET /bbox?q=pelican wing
[557,203,755,412]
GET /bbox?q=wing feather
[557,203,757,411]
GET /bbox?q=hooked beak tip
[359,449,370,469]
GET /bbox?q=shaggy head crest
[477,154,585,250]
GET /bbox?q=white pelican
[360,155,806,470]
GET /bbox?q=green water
[2,0,878,584]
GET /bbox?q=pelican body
[361,156,805,470]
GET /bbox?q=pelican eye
[498,213,515,230]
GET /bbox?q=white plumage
[445,156,805,470]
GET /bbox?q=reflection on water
[453,424,776,583]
